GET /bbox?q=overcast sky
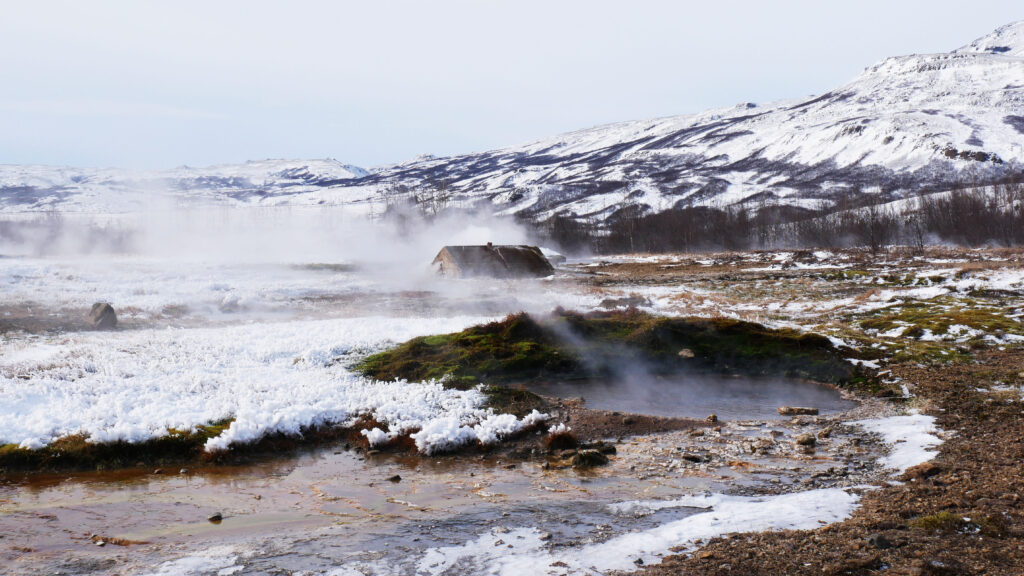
[1,1,1022,170]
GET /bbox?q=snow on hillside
[2,23,1023,223]
[0,159,370,213]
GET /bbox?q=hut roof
[432,244,555,278]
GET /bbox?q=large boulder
[88,302,117,329]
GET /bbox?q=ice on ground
[852,410,941,473]
[415,489,859,575]
[846,358,881,369]
[364,409,548,455]
[0,314,552,453]
[137,545,242,576]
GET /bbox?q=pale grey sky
[1,1,1021,169]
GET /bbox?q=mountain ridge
[2,22,1022,223]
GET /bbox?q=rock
[867,533,892,549]
[598,295,652,309]
[387,474,402,483]
[94,540,106,547]
[795,433,817,446]
[208,513,223,523]
[153,468,164,474]
[622,416,635,425]
[778,406,818,416]
[817,426,833,439]
[571,450,609,468]
[179,468,189,475]
[682,452,705,463]
[634,558,644,566]
[88,302,117,329]
[706,414,718,423]
[678,348,695,358]
[218,293,242,313]
[901,461,942,481]
[582,441,616,455]
[908,559,959,575]
[538,532,552,541]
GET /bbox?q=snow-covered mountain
[366,21,1024,221]
[2,22,1023,222]
[0,159,369,213]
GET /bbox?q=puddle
[522,373,855,420]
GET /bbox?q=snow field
[1,315,549,454]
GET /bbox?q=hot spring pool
[522,372,855,420]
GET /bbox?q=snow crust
[0,314,551,453]
[852,410,941,473]
[414,489,859,575]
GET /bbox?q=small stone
[494,540,505,546]
[179,468,189,475]
[571,450,610,468]
[622,416,635,425]
[254,495,261,500]
[153,468,164,475]
[817,427,833,439]
[208,513,223,523]
[94,540,106,547]
[538,532,552,541]
[795,433,817,446]
[387,474,402,483]
[87,302,117,330]
[634,558,645,566]
[706,414,718,423]
[901,461,942,481]
[867,533,892,550]
[678,348,695,358]
[778,406,819,416]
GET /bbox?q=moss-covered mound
[0,418,371,474]
[0,420,234,473]
[358,308,854,387]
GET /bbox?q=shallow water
[524,373,855,420]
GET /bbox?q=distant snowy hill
[2,22,1023,222]
[0,159,369,213]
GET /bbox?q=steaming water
[525,374,854,420]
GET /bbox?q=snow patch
[852,410,941,473]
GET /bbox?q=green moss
[0,418,235,473]
[912,511,965,533]
[819,270,872,282]
[911,511,1006,537]
[359,312,578,388]
[357,309,856,390]
[859,299,1023,339]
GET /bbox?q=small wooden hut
[432,243,555,279]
